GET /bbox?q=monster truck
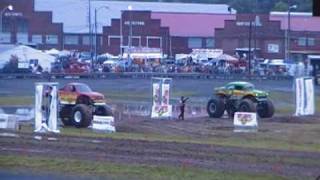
[59,83,112,128]
[207,81,274,118]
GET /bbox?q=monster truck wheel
[71,104,92,128]
[59,106,73,126]
[257,99,274,118]
[207,98,225,118]
[239,99,256,112]
[226,101,237,118]
[95,105,113,116]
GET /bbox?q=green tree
[273,1,289,11]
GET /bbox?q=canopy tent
[44,48,60,56]
[216,54,238,62]
[0,45,55,72]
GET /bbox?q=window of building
[46,35,58,44]
[2,18,11,32]
[206,38,214,48]
[308,38,315,46]
[16,33,28,44]
[298,37,307,46]
[0,33,11,43]
[31,35,43,44]
[64,35,79,45]
[188,37,202,48]
[17,19,28,32]
[82,36,90,45]
[82,36,99,45]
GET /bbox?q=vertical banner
[35,84,43,131]
[48,85,59,132]
[161,84,170,106]
[152,83,161,105]
[151,78,172,118]
[295,77,315,116]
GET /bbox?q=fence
[0,72,293,81]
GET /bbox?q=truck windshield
[75,84,92,93]
[244,84,254,91]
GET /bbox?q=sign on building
[151,78,172,118]
[295,77,315,116]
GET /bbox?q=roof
[270,12,320,32]
[151,13,235,36]
[35,0,233,34]
[227,81,254,87]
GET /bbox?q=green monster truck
[59,83,113,128]
[207,81,274,118]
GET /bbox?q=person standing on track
[178,96,189,120]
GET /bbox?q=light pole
[128,5,132,61]
[286,4,297,62]
[94,6,109,64]
[0,5,13,34]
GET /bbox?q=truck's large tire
[71,104,93,128]
[59,105,73,126]
[207,98,225,118]
[239,99,256,112]
[95,105,113,116]
[257,99,274,118]
[226,101,237,118]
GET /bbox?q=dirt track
[1,114,320,180]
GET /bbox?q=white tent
[0,45,55,72]
[45,48,60,56]
[217,54,238,62]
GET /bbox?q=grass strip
[0,155,289,180]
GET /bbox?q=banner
[161,84,170,106]
[34,83,60,133]
[92,115,115,132]
[152,83,161,105]
[151,105,172,118]
[295,77,315,116]
[34,84,43,131]
[151,78,172,119]
[234,112,258,132]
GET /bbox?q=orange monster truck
[59,83,112,128]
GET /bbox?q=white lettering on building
[124,21,145,26]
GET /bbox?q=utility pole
[248,21,253,76]
[128,5,132,61]
[88,0,94,70]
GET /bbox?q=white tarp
[0,45,55,71]
[295,77,315,116]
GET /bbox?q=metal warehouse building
[1,0,320,60]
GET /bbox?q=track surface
[1,127,320,180]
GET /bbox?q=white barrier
[34,82,60,133]
[92,115,115,133]
[0,114,17,130]
[233,112,258,132]
[295,77,315,116]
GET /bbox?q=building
[1,0,320,60]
